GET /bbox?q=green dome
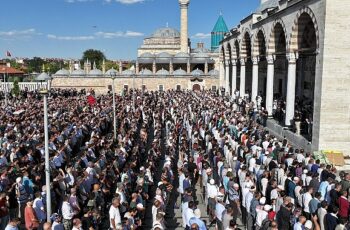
[212,15,229,33]
[211,14,229,51]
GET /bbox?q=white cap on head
[264,205,272,211]
[210,179,215,185]
[259,197,266,205]
[305,220,313,229]
[233,183,239,188]
[194,209,201,218]
[303,169,308,174]
[16,177,22,183]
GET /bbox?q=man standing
[109,197,121,230]
[61,196,74,230]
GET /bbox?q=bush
[12,80,20,96]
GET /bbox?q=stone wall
[317,0,350,156]
[51,76,220,94]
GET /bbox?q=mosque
[53,0,228,91]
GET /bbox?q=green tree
[105,60,119,71]
[26,57,45,73]
[82,49,106,69]
[12,80,20,96]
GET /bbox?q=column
[169,60,174,74]
[225,60,230,95]
[179,1,189,53]
[152,60,157,74]
[251,56,259,105]
[285,52,298,126]
[266,55,275,117]
[187,59,191,74]
[219,60,225,88]
[204,61,208,75]
[136,61,139,74]
[231,59,237,97]
[239,58,246,98]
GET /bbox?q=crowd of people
[0,88,348,230]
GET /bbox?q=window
[142,85,146,92]
[212,85,217,91]
[159,85,164,92]
[176,85,181,91]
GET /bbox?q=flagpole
[4,68,7,107]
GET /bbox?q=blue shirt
[189,217,207,230]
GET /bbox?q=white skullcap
[303,169,308,174]
[210,179,215,185]
[16,177,22,183]
[194,209,201,218]
[305,220,313,229]
[264,205,272,211]
[259,197,266,205]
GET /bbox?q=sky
[0,0,260,60]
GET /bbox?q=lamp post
[132,74,135,112]
[110,70,117,140]
[36,72,52,221]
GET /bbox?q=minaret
[179,0,190,53]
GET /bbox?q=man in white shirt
[294,216,306,230]
[61,196,74,230]
[184,201,196,228]
[302,187,314,219]
[109,197,121,230]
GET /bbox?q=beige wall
[51,77,220,94]
[317,0,350,156]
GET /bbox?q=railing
[0,82,48,92]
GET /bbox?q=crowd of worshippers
[173,91,349,230]
[0,88,349,230]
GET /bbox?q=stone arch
[289,6,319,53]
[240,29,253,58]
[253,28,267,57]
[267,19,288,55]
[231,39,240,60]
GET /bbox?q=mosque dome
[191,68,204,76]
[55,68,69,76]
[71,69,85,76]
[152,27,180,38]
[105,68,118,76]
[140,68,153,75]
[173,68,187,76]
[156,68,170,75]
[156,52,173,58]
[89,69,103,76]
[174,52,190,58]
[122,69,135,75]
[208,69,219,76]
[140,52,155,58]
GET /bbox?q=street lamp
[109,69,118,140]
[35,72,52,222]
[132,74,135,112]
[1,68,8,107]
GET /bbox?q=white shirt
[207,184,218,198]
[256,208,268,227]
[303,192,313,213]
[184,208,195,227]
[261,178,268,196]
[215,202,226,221]
[109,205,121,229]
[61,201,74,220]
[271,188,279,200]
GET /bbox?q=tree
[82,49,106,69]
[105,60,119,71]
[12,80,20,96]
[26,57,45,73]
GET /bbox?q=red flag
[87,95,96,106]
[6,51,11,57]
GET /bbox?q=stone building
[219,0,350,155]
[52,0,228,92]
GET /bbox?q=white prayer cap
[210,179,215,185]
[194,209,201,218]
[305,220,313,229]
[264,205,272,211]
[259,197,266,205]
